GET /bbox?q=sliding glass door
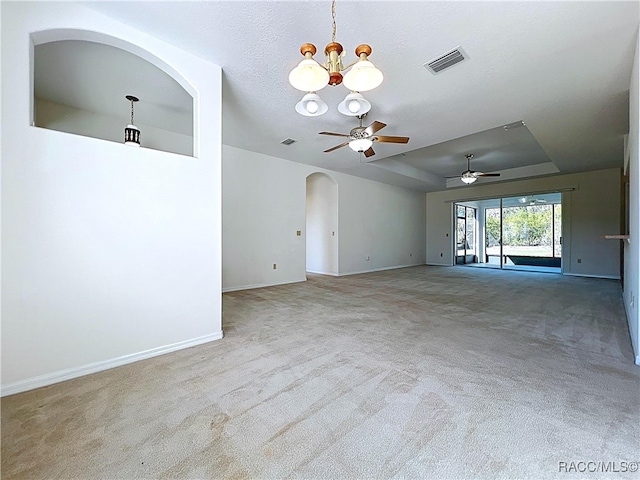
[484,207,501,266]
[457,193,562,273]
[501,195,561,270]
[455,205,476,264]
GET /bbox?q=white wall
[36,98,193,157]
[426,169,622,278]
[337,174,426,274]
[222,145,426,291]
[623,31,639,364]
[1,2,223,394]
[222,146,307,290]
[306,173,338,275]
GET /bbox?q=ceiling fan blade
[323,142,349,153]
[374,135,410,144]
[476,173,501,177]
[364,121,386,136]
[363,147,376,158]
[319,131,350,137]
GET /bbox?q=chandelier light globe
[306,100,319,114]
[348,138,373,152]
[343,60,383,92]
[461,172,477,184]
[289,59,330,92]
[337,92,371,116]
[295,92,329,116]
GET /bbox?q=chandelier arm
[342,60,359,70]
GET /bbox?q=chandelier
[288,0,383,117]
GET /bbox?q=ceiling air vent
[280,138,296,145]
[424,47,468,74]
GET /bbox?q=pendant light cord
[130,99,135,125]
[331,0,337,42]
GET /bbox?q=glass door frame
[455,204,477,265]
[456,193,563,273]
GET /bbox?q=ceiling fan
[447,153,501,184]
[319,115,409,158]
[519,195,547,205]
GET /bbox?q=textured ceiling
[68,1,639,191]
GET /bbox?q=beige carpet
[2,266,639,479]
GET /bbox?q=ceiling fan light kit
[349,137,373,152]
[461,172,477,184]
[289,0,383,117]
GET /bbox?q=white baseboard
[306,269,339,276]
[0,332,224,397]
[563,273,621,280]
[623,301,640,366]
[337,263,424,277]
[222,278,306,293]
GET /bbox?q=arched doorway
[306,173,338,275]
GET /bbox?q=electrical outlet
[410,253,413,257]
[296,230,301,236]
[273,263,277,269]
[577,258,582,264]
[440,253,443,257]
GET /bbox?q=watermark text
[558,461,638,474]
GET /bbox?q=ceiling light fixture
[289,0,383,117]
[349,137,374,153]
[446,153,501,184]
[124,95,140,147]
[460,171,478,184]
[338,92,371,116]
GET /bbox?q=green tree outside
[485,205,557,248]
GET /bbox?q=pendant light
[124,95,140,147]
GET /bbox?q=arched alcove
[31,30,195,157]
[306,173,339,275]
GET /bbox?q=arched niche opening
[306,172,339,275]
[31,30,195,157]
